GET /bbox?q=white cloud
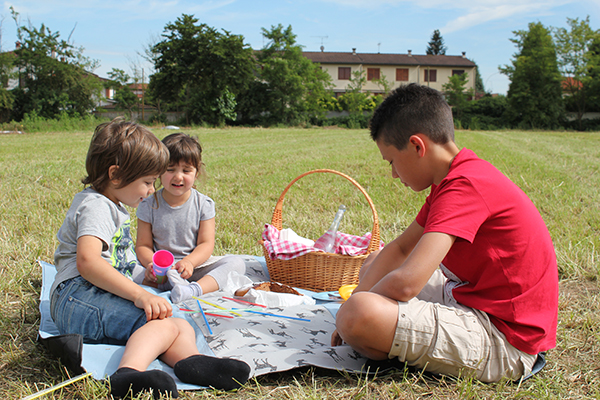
[320,0,576,33]
[441,3,551,33]
[4,0,236,22]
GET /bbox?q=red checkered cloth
[262,224,384,260]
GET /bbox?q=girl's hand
[134,290,173,321]
[144,263,157,283]
[175,259,194,280]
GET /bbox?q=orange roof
[562,77,582,90]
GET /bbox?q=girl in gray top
[136,133,245,304]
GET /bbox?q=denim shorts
[50,276,147,345]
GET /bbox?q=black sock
[173,355,251,390]
[109,367,179,399]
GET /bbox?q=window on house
[396,68,409,81]
[452,70,465,76]
[424,69,437,82]
[367,68,380,81]
[338,67,351,80]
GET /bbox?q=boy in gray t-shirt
[52,187,146,296]
[50,120,250,398]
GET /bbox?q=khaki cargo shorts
[388,268,537,383]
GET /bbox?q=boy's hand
[134,291,173,321]
[175,259,194,280]
[331,329,344,347]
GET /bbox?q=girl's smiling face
[160,161,198,199]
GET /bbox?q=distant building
[128,83,148,99]
[561,77,582,96]
[303,49,477,96]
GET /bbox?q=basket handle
[270,169,381,254]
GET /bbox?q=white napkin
[279,228,315,247]
[241,287,316,307]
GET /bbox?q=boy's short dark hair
[82,119,169,192]
[369,83,455,150]
[162,133,203,171]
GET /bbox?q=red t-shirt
[416,148,558,354]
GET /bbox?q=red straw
[205,312,234,319]
[223,296,267,308]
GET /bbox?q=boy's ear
[108,165,119,181]
[408,134,427,157]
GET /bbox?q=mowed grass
[0,126,599,399]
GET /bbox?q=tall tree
[239,24,331,125]
[470,59,485,95]
[443,73,472,121]
[426,29,447,55]
[588,36,600,112]
[554,16,600,130]
[10,8,101,121]
[107,68,139,116]
[500,22,564,129]
[148,14,254,126]
[0,51,15,122]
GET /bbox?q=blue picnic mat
[38,257,363,391]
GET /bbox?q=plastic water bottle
[314,205,346,253]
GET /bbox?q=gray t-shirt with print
[136,188,216,262]
[51,187,145,295]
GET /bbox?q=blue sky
[3,0,599,95]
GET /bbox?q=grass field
[1,126,599,399]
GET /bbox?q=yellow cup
[338,284,358,301]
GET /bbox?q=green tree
[10,8,101,121]
[373,73,393,95]
[554,16,600,130]
[443,73,472,122]
[426,29,447,55]
[0,51,15,122]
[588,36,600,111]
[339,69,368,114]
[470,59,485,95]
[500,22,564,129]
[107,68,139,116]
[148,14,254,126]
[241,24,331,125]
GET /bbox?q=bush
[148,112,168,125]
[319,113,372,129]
[562,117,600,131]
[1,112,108,133]
[457,95,510,130]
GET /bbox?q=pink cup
[152,250,174,284]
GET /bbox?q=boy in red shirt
[332,84,558,382]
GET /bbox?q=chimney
[15,41,21,50]
[408,50,412,57]
[352,48,356,55]
[320,45,324,52]
[462,51,466,58]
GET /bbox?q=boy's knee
[336,293,372,336]
[155,316,194,338]
[171,316,194,333]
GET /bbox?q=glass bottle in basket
[314,205,346,253]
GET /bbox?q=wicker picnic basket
[260,169,380,292]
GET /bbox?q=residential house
[303,49,477,96]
